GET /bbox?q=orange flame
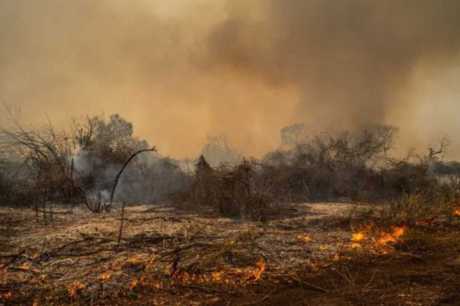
[351,231,366,242]
[453,208,460,217]
[98,271,112,282]
[377,226,406,246]
[251,258,266,281]
[297,234,312,243]
[129,278,139,290]
[67,281,85,298]
[171,258,266,285]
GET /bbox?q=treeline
[0,114,189,211]
[1,114,459,219]
[186,126,460,219]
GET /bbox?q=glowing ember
[172,258,266,285]
[352,231,366,242]
[453,208,460,217]
[98,271,112,282]
[297,234,312,243]
[67,281,85,298]
[1,291,13,300]
[129,278,139,290]
[252,258,266,281]
[211,271,224,282]
[377,226,406,246]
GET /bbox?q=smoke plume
[1,1,460,158]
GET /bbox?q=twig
[289,276,329,293]
[117,201,126,247]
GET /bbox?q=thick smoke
[73,146,189,204]
[1,1,460,158]
[206,0,460,128]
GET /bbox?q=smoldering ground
[1,0,460,158]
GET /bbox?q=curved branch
[109,147,156,206]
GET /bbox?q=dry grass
[1,201,460,305]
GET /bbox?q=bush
[187,157,272,221]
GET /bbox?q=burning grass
[1,201,460,305]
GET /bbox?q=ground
[1,202,460,305]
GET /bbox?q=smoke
[1,1,460,158]
[73,146,189,203]
[206,0,460,127]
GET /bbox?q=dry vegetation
[1,115,460,305]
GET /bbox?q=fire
[98,271,112,282]
[67,281,85,298]
[297,234,312,243]
[251,258,266,281]
[453,208,460,217]
[350,224,406,253]
[377,226,406,246]
[352,231,366,242]
[129,278,139,290]
[351,224,372,242]
[211,271,224,282]
[171,258,266,285]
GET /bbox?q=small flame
[252,258,266,281]
[453,208,460,217]
[98,271,112,282]
[129,278,139,290]
[297,234,312,243]
[171,258,266,285]
[67,281,85,298]
[211,271,224,282]
[352,231,366,242]
[377,226,406,246]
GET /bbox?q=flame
[211,271,224,282]
[171,258,266,285]
[252,258,266,281]
[67,281,85,298]
[377,226,406,246]
[352,224,372,242]
[98,271,112,282]
[129,278,139,290]
[453,208,460,217]
[350,225,406,253]
[297,234,312,243]
[352,231,366,242]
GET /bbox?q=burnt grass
[1,205,460,306]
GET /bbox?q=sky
[1,0,460,159]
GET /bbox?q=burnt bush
[0,113,191,209]
[186,156,273,221]
[260,125,397,202]
[259,125,458,204]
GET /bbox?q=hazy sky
[1,0,460,158]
